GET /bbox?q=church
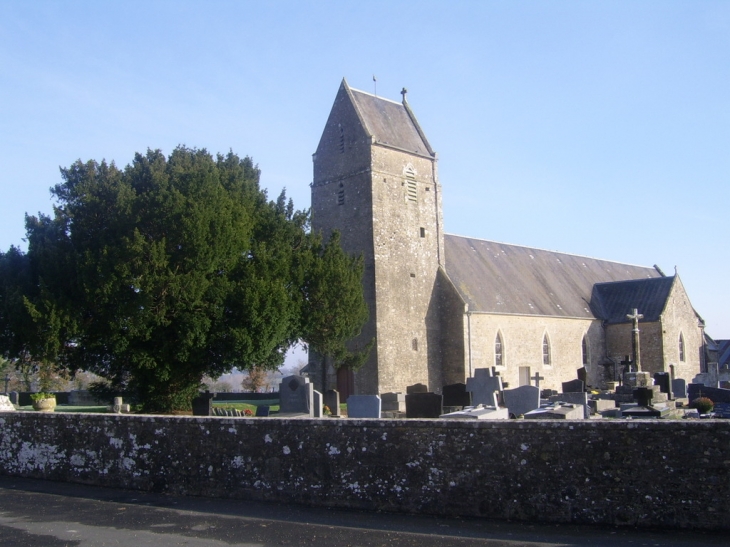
[308,79,708,399]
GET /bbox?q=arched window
[495,332,504,367]
[581,335,589,366]
[679,333,685,362]
[542,333,551,366]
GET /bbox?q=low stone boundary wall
[0,413,728,530]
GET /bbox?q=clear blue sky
[1,1,728,345]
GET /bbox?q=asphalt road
[0,476,724,547]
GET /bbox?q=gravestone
[192,392,216,416]
[440,405,509,420]
[548,392,589,418]
[8,392,19,406]
[688,384,730,404]
[324,389,341,417]
[624,371,652,388]
[0,395,15,412]
[635,387,654,407]
[482,390,500,409]
[278,375,314,417]
[562,379,585,393]
[442,383,471,407]
[466,368,503,406]
[380,392,405,412]
[653,372,673,399]
[672,378,687,398]
[588,399,616,414]
[346,395,381,418]
[683,408,700,419]
[406,383,428,394]
[406,392,443,418]
[255,405,270,417]
[313,390,323,418]
[107,396,130,414]
[525,403,584,420]
[577,367,587,384]
[712,402,730,419]
[502,385,540,418]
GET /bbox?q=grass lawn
[18,405,109,413]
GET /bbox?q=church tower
[311,79,445,397]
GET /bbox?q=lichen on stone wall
[1,414,729,531]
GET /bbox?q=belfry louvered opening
[405,167,417,202]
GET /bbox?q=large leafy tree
[0,147,369,412]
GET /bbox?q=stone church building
[309,79,707,398]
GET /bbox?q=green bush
[30,392,55,402]
[690,396,714,414]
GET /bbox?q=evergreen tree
[299,231,371,388]
[0,147,369,412]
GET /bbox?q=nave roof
[444,234,663,320]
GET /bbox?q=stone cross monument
[626,308,644,372]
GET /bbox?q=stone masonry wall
[1,413,728,530]
[606,321,665,376]
[661,277,704,381]
[369,146,443,394]
[465,314,604,390]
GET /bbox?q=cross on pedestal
[532,372,545,388]
[400,87,408,102]
[626,308,644,372]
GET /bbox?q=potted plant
[690,396,714,415]
[31,392,57,412]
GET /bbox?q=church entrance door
[519,367,531,387]
[337,366,355,400]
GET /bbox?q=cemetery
[2,369,730,532]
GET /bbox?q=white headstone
[0,395,16,412]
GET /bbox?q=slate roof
[717,340,730,368]
[590,277,675,324]
[443,234,663,320]
[348,85,434,157]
